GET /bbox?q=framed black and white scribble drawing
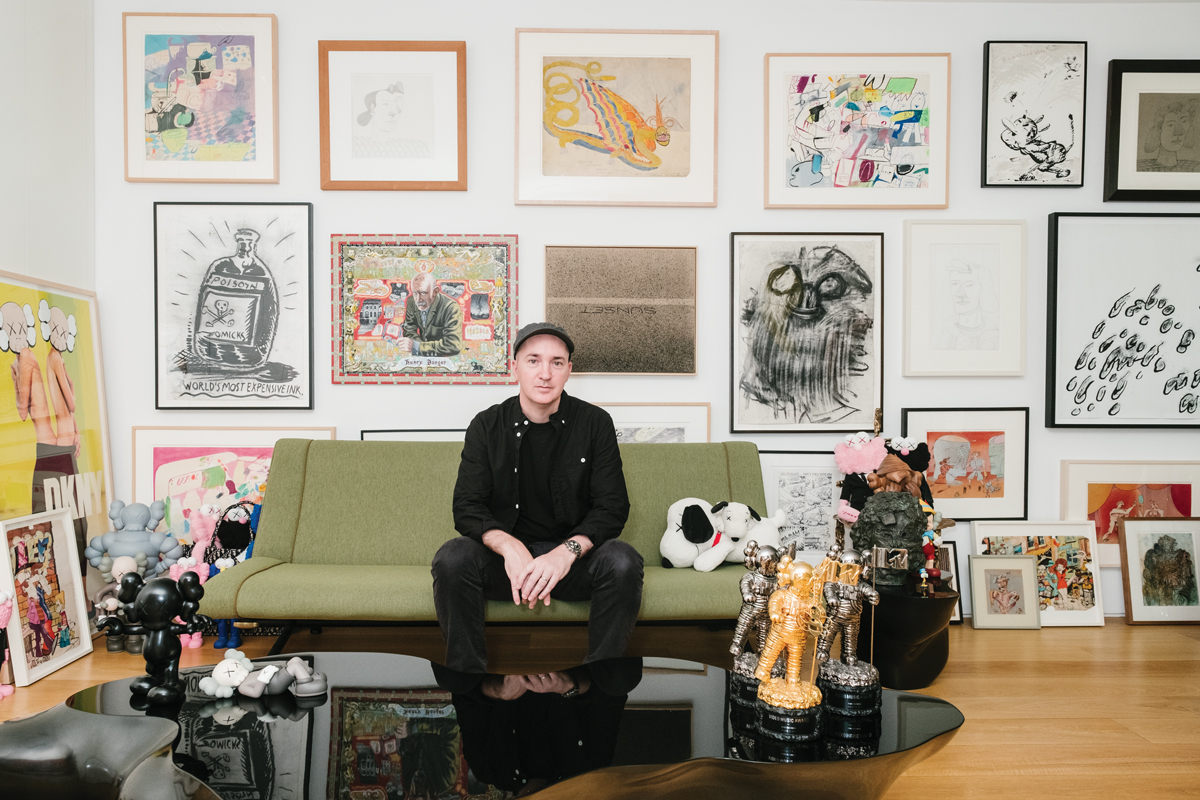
[546,246,696,375]
[731,232,883,434]
[1047,213,1200,428]
[759,450,843,564]
[904,220,1026,376]
[1103,60,1200,201]
[982,41,1086,187]
[154,203,313,409]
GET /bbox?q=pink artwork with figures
[151,446,272,545]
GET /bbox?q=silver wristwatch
[563,539,583,560]
[560,674,580,698]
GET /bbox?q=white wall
[93,1,1200,615]
[2,0,95,289]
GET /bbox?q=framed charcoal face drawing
[731,233,883,434]
[1103,60,1200,201]
[1047,213,1200,428]
[154,203,313,409]
[982,41,1086,187]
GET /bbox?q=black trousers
[431,537,644,673]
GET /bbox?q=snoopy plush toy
[659,498,784,573]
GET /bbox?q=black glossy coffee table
[0,652,962,799]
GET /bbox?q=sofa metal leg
[267,621,296,656]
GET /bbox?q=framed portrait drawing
[1103,60,1200,201]
[598,403,710,443]
[360,429,466,441]
[973,521,1104,627]
[515,28,718,206]
[0,271,113,615]
[1047,213,1200,428]
[123,13,278,183]
[903,220,1026,376]
[2,510,93,685]
[764,53,950,209]
[759,451,842,563]
[969,555,1041,629]
[331,234,518,385]
[154,203,313,409]
[319,40,467,191]
[1060,460,1200,568]
[982,41,1086,187]
[901,407,1029,521]
[731,233,883,434]
[132,427,336,543]
[546,246,696,375]
[1118,517,1200,624]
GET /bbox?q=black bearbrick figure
[98,571,211,705]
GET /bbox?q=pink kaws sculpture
[170,505,220,649]
[834,432,888,524]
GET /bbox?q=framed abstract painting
[1118,517,1200,624]
[123,13,278,183]
[515,28,719,206]
[764,53,950,208]
[731,232,883,434]
[759,451,843,563]
[598,403,710,443]
[969,555,1041,629]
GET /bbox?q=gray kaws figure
[84,500,184,577]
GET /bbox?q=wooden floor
[2,619,1199,798]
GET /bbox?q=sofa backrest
[254,439,766,567]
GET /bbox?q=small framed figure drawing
[982,41,1086,187]
[759,451,843,564]
[1118,517,1200,624]
[598,403,709,443]
[969,555,1041,629]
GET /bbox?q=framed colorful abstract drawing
[154,202,314,409]
[598,403,710,443]
[360,429,466,441]
[901,407,1029,521]
[132,427,336,544]
[764,53,950,208]
[973,521,1105,627]
[1047,213,1200,428]
[903,220,1026,377]
[1103,60,1200,201]
[318,40,467,191]
[759,451,842,563]
[123,13,278,183]
[982,41,1086,187]
[731,233,883,434]
[546,246,696,375]
[515,28,719,206]
[2,510,93,686]
[1060,460,1200,568]
[1118,517,1200,624]
[968,555,1041,630]
[331,234,517,385]
[0,270,113,615]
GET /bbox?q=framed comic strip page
[1047,213,1200,428]
[1118,517,1200,624]
[759,451,842,564]
[731,233,883,434]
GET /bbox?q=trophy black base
[730,671,761,706]
[757,735,823,763]
[729,698,757,735]
[824,711,882,741]
[817,678,883,717]
[755,700,822,741]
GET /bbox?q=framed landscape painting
[969,555,1041,629]
[546,246,696,375]
[124,13,278,183]
[1047,213,1200,428]
[1119,517,1200,624]
[1103,60,1200,201]
[515,28,718,206]
[764,53,950,208]
[731,233,883,434]
[154,203,313,409]
[599,403,709,443]
[982,41,1086,187]
[759,451,842,563]
[319,40,467,191]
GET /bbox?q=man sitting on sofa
[433,322,643,675]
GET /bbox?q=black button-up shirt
[452,392,630,547]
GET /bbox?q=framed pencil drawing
[319,40,467,191]
[515,28,719,206]
[731,233,883,434]
[124,13,278,183]
[1047,213,1200,428]
[969,555,1041,629]
[598,403,710,443]
[904,220,1026,376]
[1118,517,1200,624]
[1103,60,1200,201]
[764,53,950,208]
[982,41,1086,187]
[759,451,842,563]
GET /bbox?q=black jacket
[452,392,630,547]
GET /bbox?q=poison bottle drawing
[192,228,278,371]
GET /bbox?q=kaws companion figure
[85,500,184,577]
[94,553,149,654]
[887,437,934,506]
[169,557,209,648]
[834,432,887,524]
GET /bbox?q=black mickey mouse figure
[98,571,211,705]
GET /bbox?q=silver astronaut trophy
[727,540,788,733]
[814,544,883,716]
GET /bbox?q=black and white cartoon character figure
[1000,113,1075,181]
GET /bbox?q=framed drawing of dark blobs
[154,202,314,409]
[545,246,696,375]
[731,232,883,434]
[982,41,1087,187]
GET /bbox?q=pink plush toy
[833,432,888,524]
[188,504,220,559]
[169,557,209,648]
[0,590,14,698]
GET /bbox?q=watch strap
[563,539,583,560]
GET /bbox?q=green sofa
[199,438,767,648]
